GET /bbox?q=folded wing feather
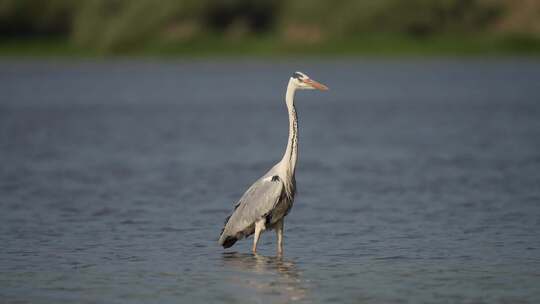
[219,176,283,246]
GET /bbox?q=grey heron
[219,71,328,254]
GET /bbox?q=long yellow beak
[304,78,329,91]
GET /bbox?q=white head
[290,71,329,91]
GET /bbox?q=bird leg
[252,219,266,254]
[275,219,284,256]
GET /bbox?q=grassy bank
[2,34,540,58]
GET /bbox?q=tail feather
[219,204,243,249]
[219,212,237,248]
[220,235,238,248]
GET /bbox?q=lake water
[1,59,539,303]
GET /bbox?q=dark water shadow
[221,252,309,302]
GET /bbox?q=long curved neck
[281,80,298,177]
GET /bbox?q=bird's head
[290,71,328,91]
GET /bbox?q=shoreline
[2,34,540,59]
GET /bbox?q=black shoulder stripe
[271,175,280,182]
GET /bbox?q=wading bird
[218,71,328,255]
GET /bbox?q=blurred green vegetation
[1,0,540,57]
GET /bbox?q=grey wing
[219,177,283,245]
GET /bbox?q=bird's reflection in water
[221,252,309,302]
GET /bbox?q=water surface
[1,59,540,303]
